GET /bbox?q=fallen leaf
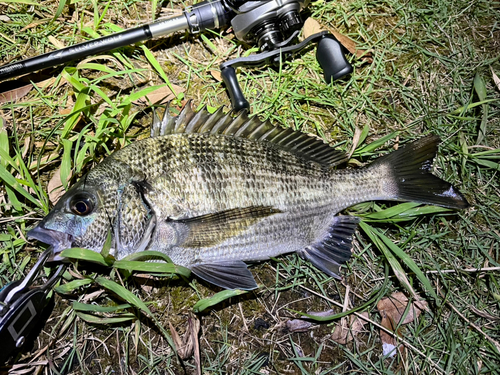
[0,84,33,104]
[59,95,75,116]
[377,292,428,358]
[35,77,57,89]
[349,127,363,158]
[133,84,185,105]
[209,70,222,82]
[0,15,11,22]
[59,108,73,115]
[331,312,369,344]
[168,314,201,368]
[169,321,184,356]
[303,17,373,63]
[491,67,500,91]
[21,136,31,159]
[303,17,323,39]
[29,151,59,170]
[286,319,312,332]
[377,292,427,327]
[48,35,65,49]
[286,309,335,332]
[47,167,70,205]
[191,315,201,375]
[469,305,500,321]
[20,18,50,32]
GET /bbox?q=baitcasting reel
[0,0,352,111]
[220,0,352,110]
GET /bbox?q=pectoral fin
[191,261,258,290]
[176,206,281,248]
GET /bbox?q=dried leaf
[307,309,335,318]
[35,77,57,89]
[286,309,335,332]
[470,305,500,321]
[303,17,323,39]
[303,17,372,63]
[209,70,222,82]
[331,312,368,344]
[60,107,74,115]
[0,84,33,104]
[377,292,427,326]
[48,35,65,49]
[331,30,371,62]
[21,19,48,31]
[286,319,312,332]
[349,127,363,158]
[29,151,59,170]
[168,322,184,356]
[169,314,200,364]
[132,84,185,105]
[377,292,427,357]
[21,136,31,159]
[60,96,75,115]
[47,167,70,205]
[380,315,399,357]
[191,315,201,375]
[491,67,500,91]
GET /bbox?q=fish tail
[370,135,469,209]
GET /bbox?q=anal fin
[299,215,360,279]
[191,261,258,290]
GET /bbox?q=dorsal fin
[150,101,348,167]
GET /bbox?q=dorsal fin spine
[197,107,225,133]
[151,103,347,167]
[258,128,277,142]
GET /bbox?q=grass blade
[95,277,152,315]
[60,248,112,266]
[360,221,438,302]
[474,73,488,145]
[73,301,132,313]
[0,164,42,208]
[75,311,136,324]
[113,260,191,278]
[55,278,93,294]
[193,289,249,313]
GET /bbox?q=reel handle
[221,66,251,111]
[220,32,353,111]
[316,34,353,83]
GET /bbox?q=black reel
[220,0,353,111]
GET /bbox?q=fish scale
[115,134,331,217]
[28,104,469,290]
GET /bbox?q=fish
[27,103,469,290]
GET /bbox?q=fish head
[28,175,117,260]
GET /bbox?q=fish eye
[69,194,95,216]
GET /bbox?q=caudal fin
[371,135,469,209]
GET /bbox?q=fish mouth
[27,224,73,261]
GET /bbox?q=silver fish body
[28,104,468,289]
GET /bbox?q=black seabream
[28,104,469,290]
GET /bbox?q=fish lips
[27,224,73,261]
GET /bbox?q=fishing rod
[0,0,352,111]
[0,1,352,360]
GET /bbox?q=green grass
[1,0,500,373]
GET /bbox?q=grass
[1,0,500,373]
